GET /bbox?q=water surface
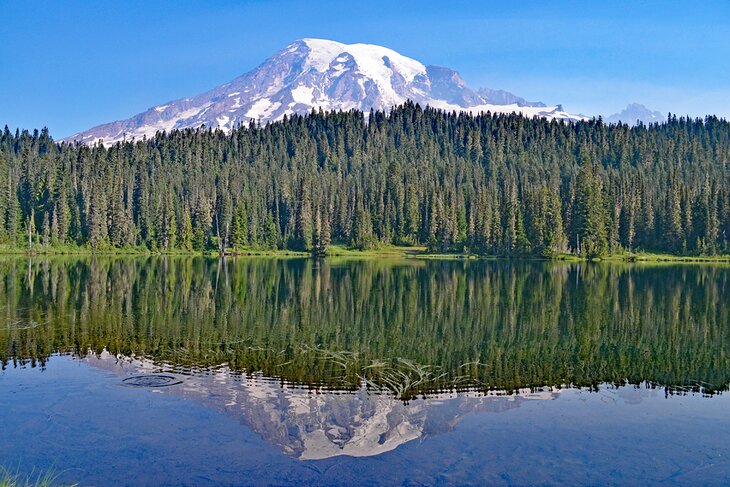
[1,257,729,485]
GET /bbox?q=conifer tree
[293,177,312,251]
[0,105,727,257]
[573,157,608,257]
[180,206,194,251]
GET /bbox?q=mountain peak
[294,38,426,79]
[64,39,583,145]
[606,103,663,126]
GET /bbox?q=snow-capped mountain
[606,103,664,126]
[64,38,585,145]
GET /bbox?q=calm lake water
[1,257,729,485]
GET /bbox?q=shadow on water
[1,256,729,398]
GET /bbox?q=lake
[1,257,729,485]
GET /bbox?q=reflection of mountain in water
[84,352,560,460]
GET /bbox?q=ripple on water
[122,375,183,388]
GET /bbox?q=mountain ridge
[63,38,585,145]
[606,103,664,126]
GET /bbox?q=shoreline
[2,244,730,264]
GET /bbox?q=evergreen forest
[1,103,729,257]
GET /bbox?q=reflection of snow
[82,352,562,460]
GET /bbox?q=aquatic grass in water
[0,467,74,487]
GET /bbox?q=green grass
[0,467,74,487]
[227,248,310,257]
[552,252,585,261]
[319,246,730,263]
[0,242,156,256]
[325,244,498,260]
[411,252,485,260]
[324,244,427,258]
[596,251,730,263]
[550,250,730,263]
[2,242,730,264]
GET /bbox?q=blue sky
[2,0,729,138]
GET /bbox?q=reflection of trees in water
[1,257,728,396]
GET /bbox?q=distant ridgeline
[1,258,729,396]
[1,103,729,256]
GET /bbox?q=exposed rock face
[477,87,546,107]
[606,103,664,126]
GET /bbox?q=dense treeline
[2,258,729,395]
[1,103,729,256]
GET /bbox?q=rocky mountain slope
[606,103,664,126]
